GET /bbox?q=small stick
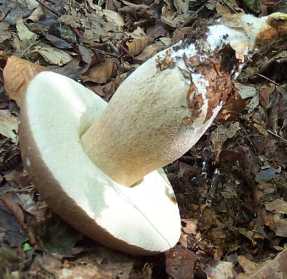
[267,129,287,144]
[256,73,280,87]
[34,0,61,16]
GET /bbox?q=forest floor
[1,0,287,278]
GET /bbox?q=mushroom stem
[81,46,230,186]
[81,12,287,187]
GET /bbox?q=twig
[267,129,287,144]
[256,73,280,86]
[219,0,239,13]
[34,0,61,16]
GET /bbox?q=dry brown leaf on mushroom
[3,56,44,105]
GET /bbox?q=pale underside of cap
[20,71,181,255]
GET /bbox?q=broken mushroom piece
[19,12,287,255]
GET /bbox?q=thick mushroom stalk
[81,12,287,186]
[19,12,287,255]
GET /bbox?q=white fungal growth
[191,73,209,96]
[207,24,247,51]
[171,43,197,60]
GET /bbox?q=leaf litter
[0,0,287,278]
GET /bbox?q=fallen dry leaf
[135,42,165,62]
[243,249,287,279]
[235,82,257,99]
[124,36,150,57]
[264,213,287,237]
[237,255,259,274]
[181,218,197,235]
[218,92,246,121]
[265,199,287,214]
[205,261,234,279]
[165,246,196,279]
[0,192,26,231]
[123,27,150,57]
[0,200,26,247]
[33,44,72,66]
[3,56,44,105]
[16,18,38,46]
[27,5,44,22]
[211,122,241,159]
[0,22,12,43]
[81,59,117,84]
[0,110,18,143]
[89,72,126,101]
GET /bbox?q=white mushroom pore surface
[19,13,284,255]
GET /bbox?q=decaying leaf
[89,73,126,101]
[0,247,19,274]
[237,255,259,275]
[235,82,257,99]
[264,213,287,237]
[0,22,12,43]
[44,34,72,50]
[259,84,275,108]
[165,246,196,279]
[78,45,94,66]
[0,193,26,231]
[238,228,264,246]
[0,110,18,143]
[124,36,150,57]
[135,42,166,62]
[27,5,44,22]
[211,122,241,159]
[238,249,287,279]
[16,18,38,46]
[3,56,44,105]
[0,198,26,248]
[255,166,280,182]
[81,59,117,84]
[122,28,150,57]
[218,92,246,121]
[33,44,72,66]
[17,0,39,10]
[242,0,261,13]
[205,261,234,279]
[61,5,124,46]
[39,216,81,256]
[265,199,287,214]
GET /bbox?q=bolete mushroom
[19,12,287,255]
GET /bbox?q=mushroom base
[19,72,181,255]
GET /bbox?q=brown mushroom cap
[19,71,181,255]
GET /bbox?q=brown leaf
[218,91,246,122]
[3,56,45,106]
[264,213,287,237]
[211,122,241,159]
[259,84,275,108]
[265,199,287,214]
[0,110,18,143]
[237,255,259,274]
[88,73,125,101]
[165,246,196,279]
[0,192,26,230]
[181,218,197,235]
[125,36,150,57]
[81,59,117,84]
[246,249,287,279]
[205,261,234,279]
[135,42,165,63]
